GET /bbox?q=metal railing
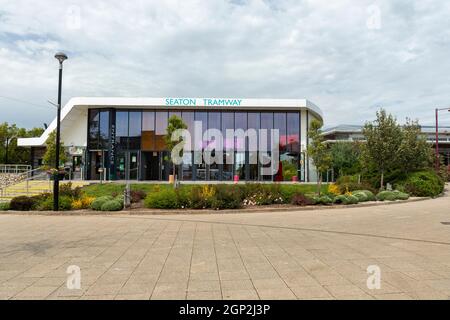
[0,167,51,198]
[0,164,32,174]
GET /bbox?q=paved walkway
[1,192,450,300]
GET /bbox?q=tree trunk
[380,170,384,191]
[317,173,322,196]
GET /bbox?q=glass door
[116,151,139,180]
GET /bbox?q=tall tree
[330,141,361,177]
[397,119,433,174]
[43,131,67,168]
[0,122,44,164]
[164,115,188,182]
[361,109,402,189]
[307,119,332,195]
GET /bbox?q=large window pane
[182,111,194,151]
[287,112,300,153]
[221,112,234,151]
[142,111,155,151]
[88,109,99,149]
[155,111,168,151]
[195,112,207,150]
[116,111,128,149]
[247,112,259,152]
[274,113,286,153]
[260,112,273,152]
[234,112,247,151]
[128,111,141,150]
[99,110,110,149]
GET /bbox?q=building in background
[322,124,450,167]
[18,97,323,182]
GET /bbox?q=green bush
[392,190,410,200]
[211,185,243,210]
[312,195,333,205]
[36,195,72,211]
[90,196,114,210]
[353,190,376,201]
[144,188,180,209]
[59,182,82,199]
[352,191,368,202]
[100,200,123,211]
[376,191,396,201]
[9,196,36,211]
[0,202,10,210]
[333,195,348,204]
[333,195,359,205]
[402,170,444,197]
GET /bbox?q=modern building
[322,124,450,167]
[18,97,323,182]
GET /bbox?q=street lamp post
[53,52,68,211]
[435,107,450,172]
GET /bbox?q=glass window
[207,112,221,150]
[234,112,247,151]
[155,111,168,151]
[195,112,207,151]
[128,111,141,150]
[88,109,99,149]
[182,151,193,180]
[221,112,234,151]
[169,111,181,119]
[274,113,286,153]
[287,112,300,153]
[142,111,155,151]
[247,112,259,152]
[182,111,194,151]
[99,110,110,149]
[260,112,273,152]
[116,111,128,149]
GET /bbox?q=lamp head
[54,52,68,64]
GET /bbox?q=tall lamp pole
[435,107,450,172]
[53,52,68,211]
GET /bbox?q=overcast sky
[1,0,450,129]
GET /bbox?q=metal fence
[0,164,32,174]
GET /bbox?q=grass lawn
[81,183,329,198]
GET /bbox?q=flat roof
[18,97,323,147]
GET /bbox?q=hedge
[402,170,444,197]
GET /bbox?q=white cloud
[0,0,450,128]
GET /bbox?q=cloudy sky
[1,0,450,129]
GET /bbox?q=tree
[330,142,361,177]
[397,118,433,174]
[0,122,44,164]
[164,115,188,182]
[43,131,67,168]
[361,109,402,189]
[307,119,332,195]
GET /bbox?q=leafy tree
[0,122,44,164]
[397,119,433,174]
[164,115,188,182]
[307,119,332,195]
[42,131,67,168]
[361,109,402,189]
[330,142,361,177]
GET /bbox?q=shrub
[144,188,180,209]
[333,194,359,205]
[312,195,333,205]
[376,191,398,201]
[0,202,10,211]
[59,182,82,199]
[402,170,444,197]
[353,190,376,201]
[130,190,146,203]
[211,185,243,210]
[352,191,368,202]
[9,196,36,211]
[392,190,410,200]
[101,200,123,211]
[290,193,313,206]
[72,196,95,210]
[36,195,73,211]
[327,184,341,195]
[345,195,360,204]
[90,196,114,210]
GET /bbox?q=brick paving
[0,191,450,300]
